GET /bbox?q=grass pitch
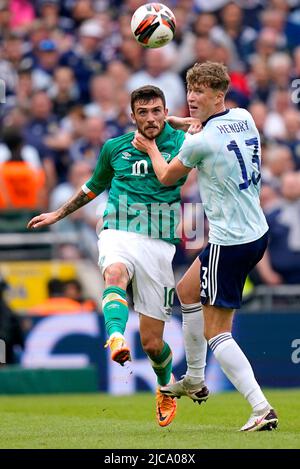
[0,389,299,449]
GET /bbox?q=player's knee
[141,336,163,357]
[104,265,128,288]
[177,279,199,304]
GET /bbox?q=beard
[139,123,164,139]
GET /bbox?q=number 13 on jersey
[227,137,261,191]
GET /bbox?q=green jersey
[82,123,186,244]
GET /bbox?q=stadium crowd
[1,0,300,288]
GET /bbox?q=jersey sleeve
[81,141,113,198]
[177,133,206,168]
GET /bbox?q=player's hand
[132,131,157,153]
[187,120,202,135]
[27,212,59,229]
[167,116,201,132]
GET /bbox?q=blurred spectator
[32,39,60,91]
[69,116,106,168]
[71,0,94,26]
[60,19,109,102]
[248,101,268,138]
[0,275,24,364]
[37,0,74,33]
[0,125,42,169]
[250,28,281,64]
[211,2,257,68]
[127,48,186,115]
[248,58,272,103]
[264,88,293,139]
[262,144,295,190]
[29,278,83,315]
[23,91,71,186]
[9,0,35,34]
[84,73,118,121]
[1,106,29,129]
[48,66,79,119]
[105,88,135,138]
[23,90,57,158]
[117,35,144,72]
[260,8,288,49]
[180,36,216,81]
[171,7,199,74]
[25,19,50,66]
[0,33,24,96]
[106,60,131,91]
[257,172,300,284]
[0,126,46,210]
[64,278,97,311]
[268,52,292,89]
[279,108,300,169]
[0,1,10,40]
[60,105,85,138]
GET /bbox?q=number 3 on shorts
[202,266,208,289]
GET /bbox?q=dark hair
[47,278,64,297]
[130,85,166,112]
[2,126,23,160]
[64,279,82,294]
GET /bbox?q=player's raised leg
[161,258,209,404]
[139,314,177,427]
[103,262,131,365]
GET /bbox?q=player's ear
[164,107,169,117]
[131,112,136,124]
[216,91,224,104]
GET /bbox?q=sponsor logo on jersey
[121,151,132,159]
[161,152,171,162]
[200,289,206,297]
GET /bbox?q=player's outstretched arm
[132,132,190,186]
[166,116,201,134]
[27,189,92,229]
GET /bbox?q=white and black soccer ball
[131,3,176,49]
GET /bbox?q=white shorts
[98,229,176,322]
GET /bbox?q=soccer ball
[131,3,176,49]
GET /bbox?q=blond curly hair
[186,62,230,93]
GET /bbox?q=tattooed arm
[27,189,92,229]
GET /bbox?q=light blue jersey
[178,108,269,245]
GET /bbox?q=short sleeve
[177,133,205,168]
[82,141,114,196]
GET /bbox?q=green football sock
[102,286,128,336]
[147,342,173,386]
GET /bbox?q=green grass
[0,389,299,449]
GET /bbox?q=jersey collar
[202,109,230,128]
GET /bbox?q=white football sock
[181,302,207,384]
[209,333,270,412]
